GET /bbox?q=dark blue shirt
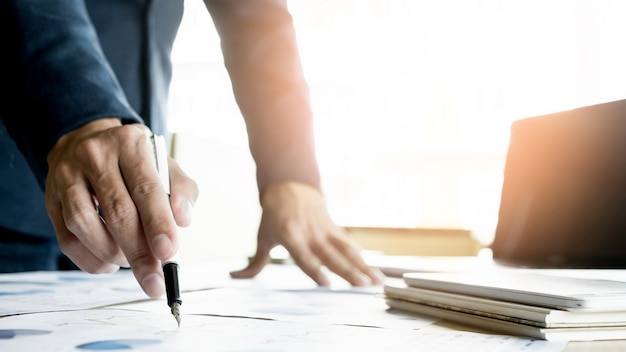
[0,0,320,271]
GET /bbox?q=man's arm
[205,0,383,286]
[0,0,198,297]
[204,0,320,193]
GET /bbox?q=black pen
[162,257,182,326]
[152,134,182,327]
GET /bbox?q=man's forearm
[205,0,321,193]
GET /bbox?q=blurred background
[168,0,626,264]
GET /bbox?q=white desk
[0,262,621,351]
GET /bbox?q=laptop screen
[490,99,626,268]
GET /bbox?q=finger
[46,190,120,273]
[289,246,331,287]
[97,178,164,297]
[83,131,164,297]
[57,229,120,274]
[117,130,178,261]
[280,233,331,286]
[61,184,128,267]
[327,226,385,284]
[309,234,372,286]
[229,238,273,279]
[96,177,164,297]
[45,157,128,268]
[119,225,165,298]
[168,158,199,228]
[325,232,385,285]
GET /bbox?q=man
[0,0,382,298]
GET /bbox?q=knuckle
[103,198,137,227]
[310,239,325,253]
[63,208,93,236]
[115,124,150,150]
[49,160,76,188]
[74,138,105,167]
[282,219,304,236]
[277,222,301,246]
[101,248,127,266]
[124,249,154,270]
[329,234,351,252]
[131,179,162,200]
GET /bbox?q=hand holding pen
[45,119,198,314]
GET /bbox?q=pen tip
[171,302,181,327]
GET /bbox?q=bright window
[169,0,626,252]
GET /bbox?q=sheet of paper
[364,254,626,282]
[115,285,434,329]
[518,269,626,282]
[403,271,626,311]
[0,308,567,351]
[0,270,147,317]
[364,253,499,277]
[0,262,250,317]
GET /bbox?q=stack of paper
[384,271,626,341]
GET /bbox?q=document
[385,281,626,328]
[403,271,626,310]
[386,271,626,341]
[115,285,436,329]
[0,262,244,317]
[0,270,146,317]
[387,298,626,341]
[0,264,580,350]
[0,307,567,351]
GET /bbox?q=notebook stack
[384,271,626,341]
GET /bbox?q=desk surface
[0,262,623,351]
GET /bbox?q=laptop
[490,99,626,268]
[367,99,626,276]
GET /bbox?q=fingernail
[152,234,174,260]
[142,273,165,298]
